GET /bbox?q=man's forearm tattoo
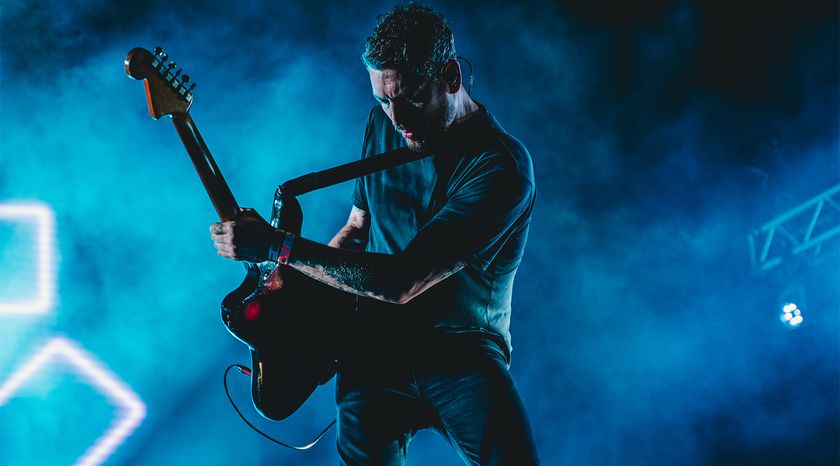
[289,236,405,303]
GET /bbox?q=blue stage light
[0,337,146,466]
[0,202,55,315]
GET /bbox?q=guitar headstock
[125,47,195,120]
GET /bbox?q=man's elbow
[380,291,416,305]
[376,284,418,305]
[375,275,424,305]
[386,257,466,304]
[392,278,433,304]
[394,291,417,305]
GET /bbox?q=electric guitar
[125,47,351,420]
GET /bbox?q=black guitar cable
[224,364,336,450]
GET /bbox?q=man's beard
[405,134,431,152]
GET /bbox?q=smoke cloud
[1,0,837,464]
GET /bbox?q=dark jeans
[335,333,539,465]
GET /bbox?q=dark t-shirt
[352,104,535,361]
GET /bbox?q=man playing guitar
[210,4,539,465]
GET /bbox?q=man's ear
[441,59,461,93]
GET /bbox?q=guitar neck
[171,113,240,221]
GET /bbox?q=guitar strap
[279,146,433,196]
[280,109,492,198]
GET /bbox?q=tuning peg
[181,74,190,83]
[168,61,176,69]
[173,69,182,78]
[154,46,163,55]
[187,82,197,92]
[161,53,168,61]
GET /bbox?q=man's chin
[406,138,427,152]
[404,136,429,152]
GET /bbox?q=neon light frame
[0,202,55,314]
[0,337,146,466]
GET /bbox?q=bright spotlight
[780,302,804,328]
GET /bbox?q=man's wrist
[267,229,285,262]
[267,229,297,265]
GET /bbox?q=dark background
[0,0,837,464]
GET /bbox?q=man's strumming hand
[209,208,284,263]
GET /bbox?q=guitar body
[223,266,349,420]
[221,191,352,420]
[125,47,352,421]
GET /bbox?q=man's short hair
[362,3,456,83]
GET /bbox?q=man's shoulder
[466,109,535,187]
[488,131,534,186]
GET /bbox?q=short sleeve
[403,152,534,270]
[352,176,368,211]
[352,108,377,210]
